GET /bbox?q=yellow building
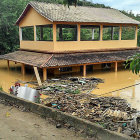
[0,1,140,81]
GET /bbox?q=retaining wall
[0,91,135,140]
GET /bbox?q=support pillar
[19,27,22,41]
[100,24,103,41]
[119,25,122,40]
[115,62,118,72]
[7,60,10,70]
[77,24,81,41]
[43,68,47,81]
[135,25,138,41]
[21,63,25,76]
[53,23,57,44]
[34,67,42,86]
[83,64,86,77]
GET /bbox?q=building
[0,1,140,83]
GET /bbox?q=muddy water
[89,69,140,110]
[0,60,140,110]
[0,60,36,92]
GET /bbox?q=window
[57,24,77,41]
[121,26,136,40]
[59,67,72,72]
[22,26,34,41]
[36,25,53,41]
[103,26,119,40]
[80,25,100,41]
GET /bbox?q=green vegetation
[36,25,53,41]
[126,54,140,75]
[0,0,140,55]
[121,26,136,40]
[22,26,34,41]
[0,86,3,91]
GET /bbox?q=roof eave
[16,4,31,26]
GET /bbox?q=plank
[34,67,42,86]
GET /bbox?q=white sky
[88,0,140,15]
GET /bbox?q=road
[0,103,86,140]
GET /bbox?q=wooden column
[53,23,57,43]
[119,25,122,40]
[100,24,103,41]
[83,64,86,77]
[135,25,138,42]
[43,68,47,81]
[21,63,25,76]
[19,27,22,41]
[115,62,118,72]
[77,24,81,41]
[7,60,10,70]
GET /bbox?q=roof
[16,1,140,25]
[0,50,140,68]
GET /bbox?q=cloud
[88,0,140,14]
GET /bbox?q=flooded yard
[0,60,140,110]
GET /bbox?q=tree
[63,0,78,7]
[126,53,140,74]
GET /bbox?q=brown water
[0,60,140,110]
[0,60,36,92]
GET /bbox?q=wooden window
[80,25,100,41]
[36,25,53,41]
[103,26,119,40]
[121,26,136,40]
[22,26,34,41]
[57,24,77,41]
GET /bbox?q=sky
[88,0,140,15]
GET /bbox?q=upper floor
[17,1,140,53]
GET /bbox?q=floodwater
[0,60,140,110]
[0,60,36,92]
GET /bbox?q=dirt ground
[0,103,86,140]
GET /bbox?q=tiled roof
[0,50,140,68]
[16,1,140,25]
[0,51,52,67]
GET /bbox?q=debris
[17,86,40,103]
[117,127,122,133]
[35,77,140,138]
[10,83,40,103]
[6,112,11,117]
[123,128,135,136]
[37,77,104,95]
[56,124,62,128]
[69,77,79,82]
[102,109,129,120]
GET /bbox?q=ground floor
[0,103,85,140]
[1,49,140,84]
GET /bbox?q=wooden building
[0,1,140,83]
